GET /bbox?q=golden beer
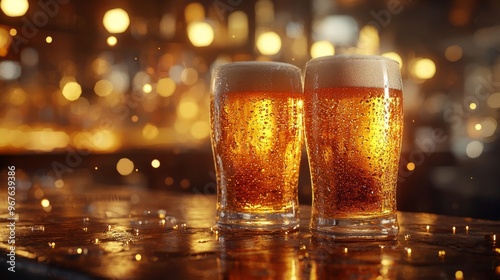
[211,62,303,231]
[304,55,403,240]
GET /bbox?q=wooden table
[1,187,499,279]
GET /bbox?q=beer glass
[304,55,403,240]
[210,61,303,232]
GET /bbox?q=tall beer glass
[304,55,403,240]
[210,62,303,232]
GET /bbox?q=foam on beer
[212,61,302,94]
[305,55,402,91]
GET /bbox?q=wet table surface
[1,186,500,280]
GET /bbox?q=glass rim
[306,54,400,67]
[214,61,301,73]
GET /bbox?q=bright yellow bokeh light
[151,159,160,168]
[116,158,134,176]
[1,0,29,17]
[94,79,113,96]
[62,82,82,101]
[9,28,17,36]
[41,199,50,208]
[475,123,482,131]
[157,77,176,97]
[455,270,464,280]
[256,31,282,56]
[406,162,415,171]
[412,58,436,80]
[187,21,214,47]
[469,102,477,110]
[382,52,403,69]
[107,36,117,46]
[103,8,130,34]
[178,100,199,119]
[310,40,335,58]
[46,36,53,43]
[143,83,152,93]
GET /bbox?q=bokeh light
[0,61,22,80]
[445,44,463,62]
[0,27,11,56]
[187,21,214,47]
[94,79,114,97]
[0,0,29,17]
[480,117,497,137]
[177,99,199,119]
[184,2,204,23]
[181,67,199,85]
[142,123,159,140]
[407,162,416,171]
[151,159,160,168]
[157,78,176,97]
[103,8,130,33]
[310,40,335,58]
[466,141,483,159]
[116,158,134,176]
[487,92,500,108]
[41,199,50,208]
[228,11,248,45]
[142,83,152,93]
[256,31,282,55]
[107,36,118,46]
[62,81,82,101]
[190,121,210,140]
[412,58,436,80]
[46,36,53,44]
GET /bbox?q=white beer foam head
[212,61,302,94]
[305,54,402,91]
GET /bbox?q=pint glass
[304,55,403,240]
[210,62,303,231]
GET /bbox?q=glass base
[216,210,300,232]
[310,214,398,241]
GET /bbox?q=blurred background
[1,0,499,219]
